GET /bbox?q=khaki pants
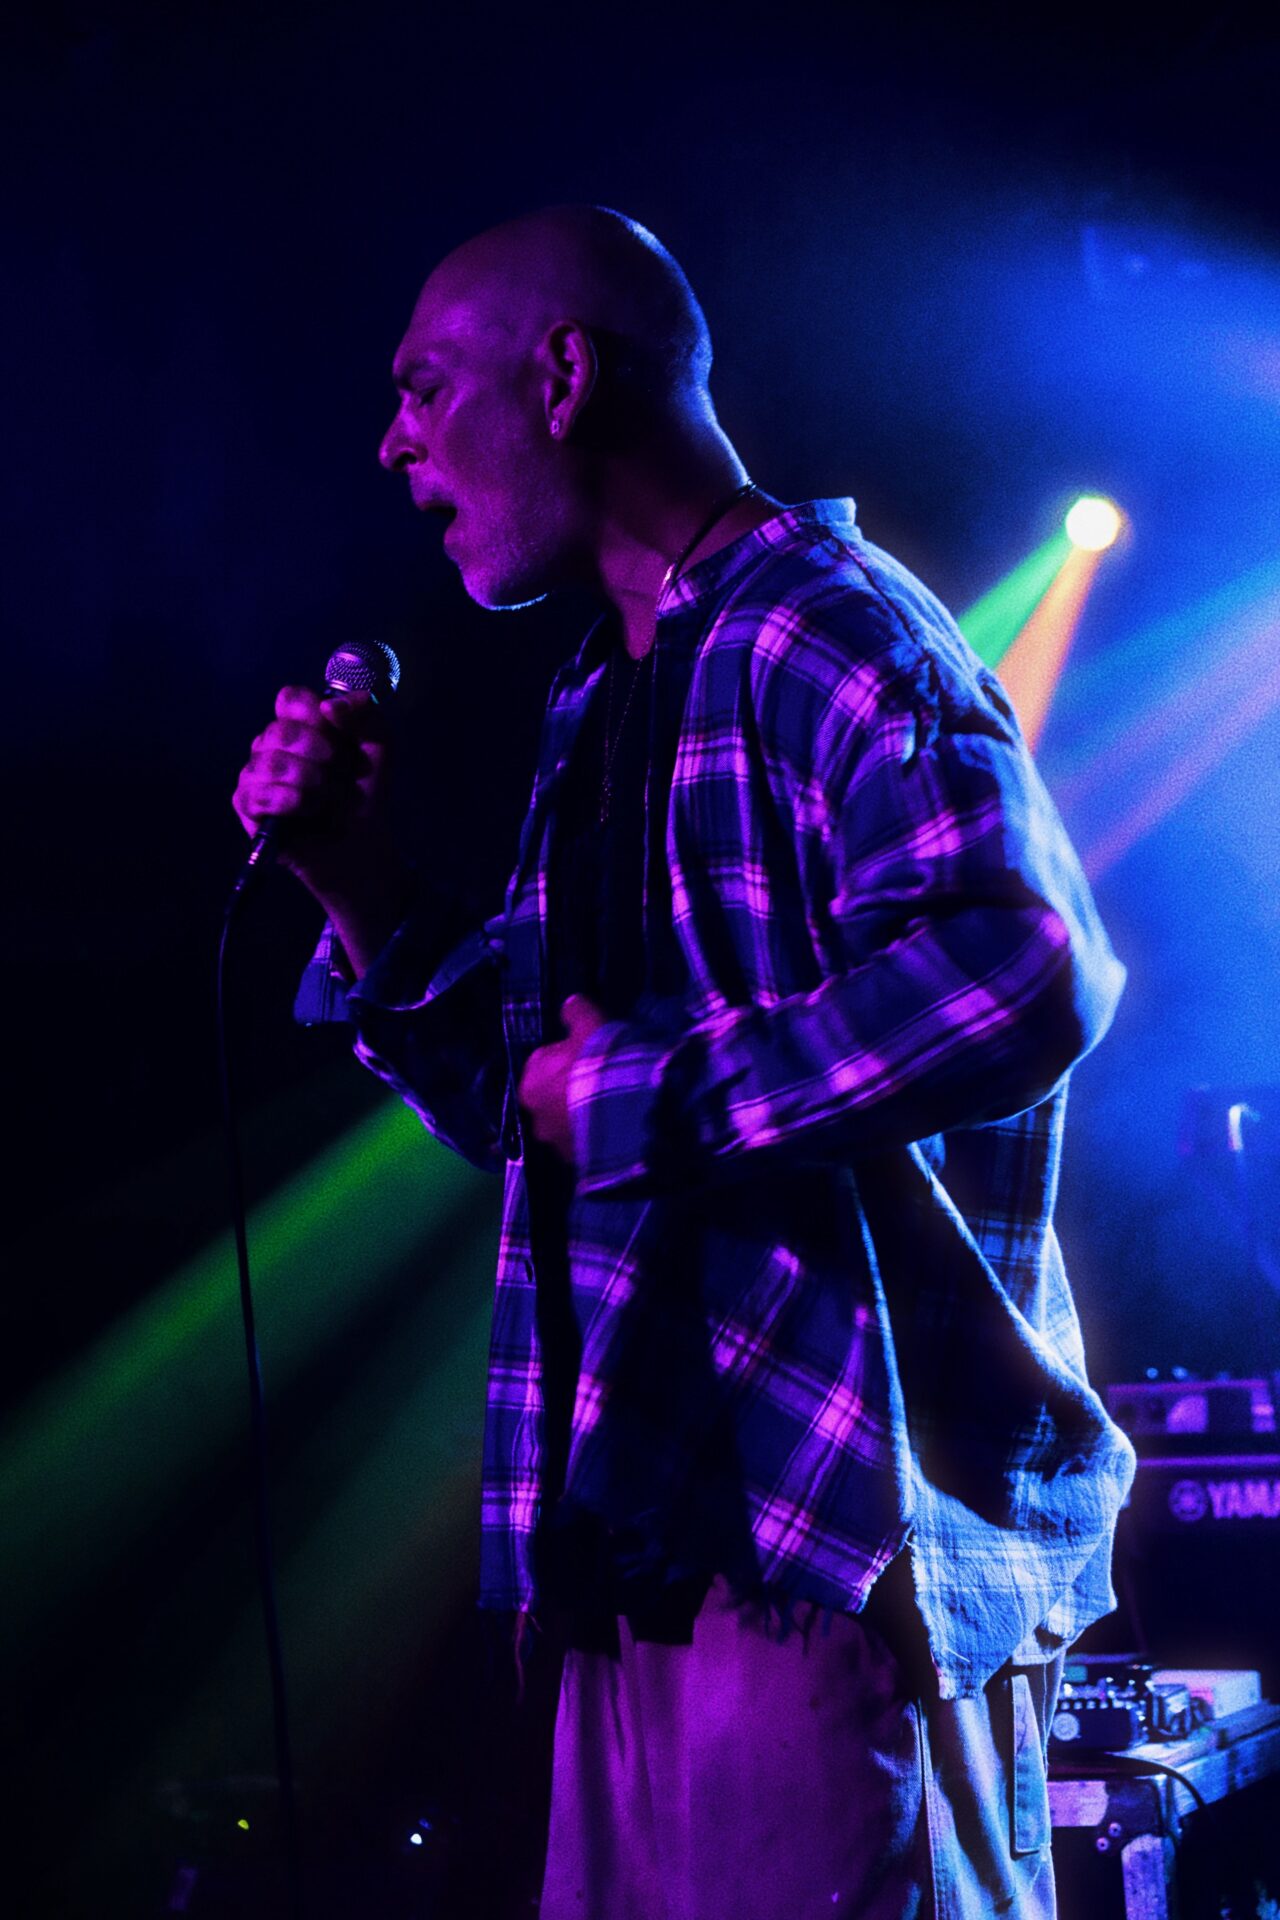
[538,1569,1060,1920]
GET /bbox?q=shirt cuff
[294,919,354,1025]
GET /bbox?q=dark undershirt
[530,639,708,1648]
[550,644,651,1016]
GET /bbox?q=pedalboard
[1051,1663,1193,1751]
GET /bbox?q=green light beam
[957,533,1073,667]
[173,1287,494,1782]
[0,1100,495,1637]
[86,1213,498,1857]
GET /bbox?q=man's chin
[460,562,551,613]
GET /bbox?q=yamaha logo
[1165,1476,1280,1522]
[1168,1479,1209,1523]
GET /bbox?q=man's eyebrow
[392,350,447,388]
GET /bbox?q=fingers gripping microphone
[231,639,401,903]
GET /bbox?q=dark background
[3,2,1280,1912]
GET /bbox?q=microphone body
[230,640,401,905]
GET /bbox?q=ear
[540,320,598,441]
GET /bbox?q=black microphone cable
[216,640,400,1920]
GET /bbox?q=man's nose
[378,413,419,473]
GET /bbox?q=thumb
[561,995,608,1042]
[321,690,387,744]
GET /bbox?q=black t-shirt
[547,643,651,1017]
[530,638,709,1646]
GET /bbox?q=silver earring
[550,419,561,437]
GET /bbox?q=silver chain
[598,480,756,826]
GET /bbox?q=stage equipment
[1107,1374,1276,1439]
[1179,1085,1280,1316]
[1050,1662,1196,1752]
[1065,495,1123,550]
[1050,1695,1280,1919]
[1085,1375,1280,1699]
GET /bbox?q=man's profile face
[379,271,571,610]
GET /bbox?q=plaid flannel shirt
[342,499,1134,1699]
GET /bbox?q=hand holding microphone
[231,641,412,974]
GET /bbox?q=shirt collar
[658,497,860,615]
[569,497,861,676]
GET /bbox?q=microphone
[230,639,401,903]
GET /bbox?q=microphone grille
[324,640,402,698]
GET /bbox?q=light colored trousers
[538,1575,1060,1920]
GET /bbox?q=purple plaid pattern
[347,501,1134,1698]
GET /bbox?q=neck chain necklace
[600,479,756,825]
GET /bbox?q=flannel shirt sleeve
[345,898,509,1173]
[567,637,1124,1196]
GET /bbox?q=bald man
[235,207,1133,1919]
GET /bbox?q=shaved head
[415,204,714,409]
[381,206,744,615]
